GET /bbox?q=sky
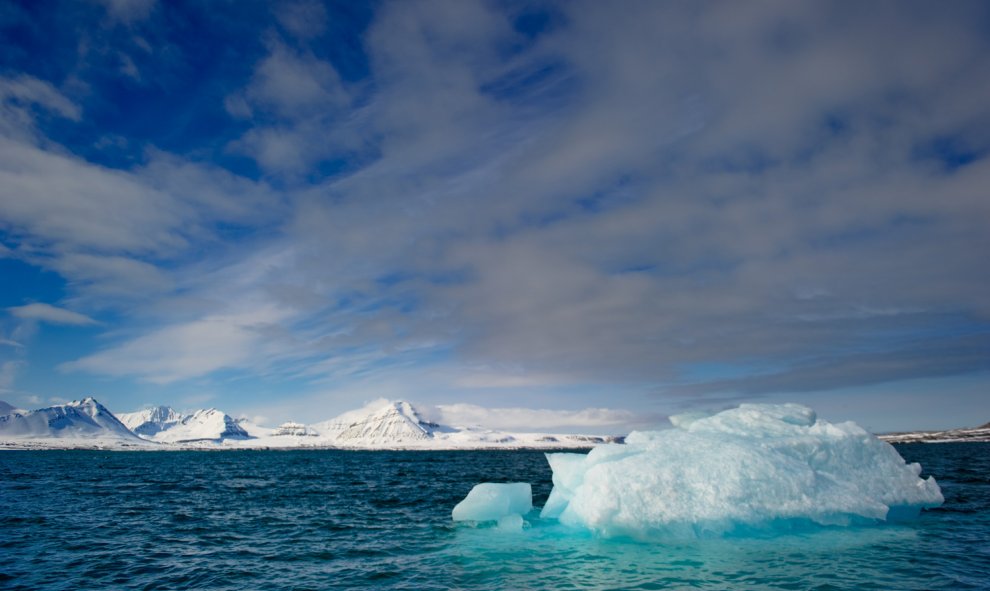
[0,0,988,434]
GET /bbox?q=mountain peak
[318,398,436,443]
[0,397,141,442]
[118,406,185,437]
[118,405,249,443]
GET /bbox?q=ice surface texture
[541,403,944,539]
[452,483,533,522]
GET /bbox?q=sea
[1,443,988,590]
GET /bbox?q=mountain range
[0,397,624,450]
[3,397,986,450]
[877,422,990,444]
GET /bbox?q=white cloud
[51,253,172,298]
[0,75,80,122]
[452,370,574,389]
[0,74,283,314]
[275,0,328,40]
[8,303,98,326]
[242,414,271,426]
[0,136,183,253]
[61,305,292,384]
[0,134,280,259]
[118,52,140,80]
[96,0,156,24]
[429,403,647,432]
[0,361,25,389]
[241,40,349,118]
[226,39,357,174]
[3,2,989,417]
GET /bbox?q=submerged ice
[539,403,943,539]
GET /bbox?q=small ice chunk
[542,403,944,539]
[497,513,525,532]
[452,482,532,522]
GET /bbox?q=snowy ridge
[117,406,249,443]
[0,398,149,447]
[118,406,185,437]
[879,422,990,444]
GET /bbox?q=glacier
[536,403,944,539]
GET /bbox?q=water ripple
[1,445,987,590]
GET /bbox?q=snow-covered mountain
[879,422,990,443]
[6,396,987,449]
[313,400,438,444]
[1,397,623,450]
[118,406,185,437]
[0,398,146,444]
[300,399,622,449]
[119,407,250,443]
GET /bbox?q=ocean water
[1,444,987,590]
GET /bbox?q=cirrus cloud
[8,303,98,326]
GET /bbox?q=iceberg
[452,483,533,522]
[540,403,944,539]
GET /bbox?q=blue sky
[1,0,988,433]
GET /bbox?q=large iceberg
[539,403,943,539]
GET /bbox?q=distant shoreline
[0,441,605,452]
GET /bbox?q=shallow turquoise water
[1,444,987,590]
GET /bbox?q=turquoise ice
[540,403,944,539]
[452,482,533,522]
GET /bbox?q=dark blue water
[1,444,988,590]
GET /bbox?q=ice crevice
[452,403,943,540]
